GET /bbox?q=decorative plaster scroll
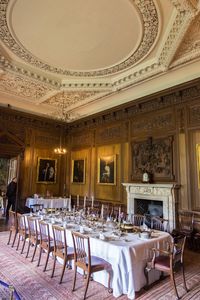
[172,13,200,66]
[158,9,194,68]
[0,72,52,100]
[44,91,98,108]
[0,0,158,76]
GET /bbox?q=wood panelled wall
[0,109,67,203]
[1,78,200,211]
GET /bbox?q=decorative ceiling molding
[171,12,200,67]
[158,0,198,68]
[44,91,100,108]
[0,0,159,76]
[0,0,200,123]
[0,71,52,100]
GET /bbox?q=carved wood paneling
[70,132,94,148]
[95,122,128,145]
[131,110,175,137]
[188,103,200,126]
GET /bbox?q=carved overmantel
[122,183,180,232]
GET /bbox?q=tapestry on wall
[131,136,174,182]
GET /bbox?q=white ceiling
[0,0,200,122]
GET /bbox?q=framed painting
[36,158,57,183]
[98,155,116,185]
[71,159,85,184]
[196,144,200,189]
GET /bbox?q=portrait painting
[98,155,116,185]
[37,158,57,183]
[72,159,85,184]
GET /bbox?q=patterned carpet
[0,231,200,300]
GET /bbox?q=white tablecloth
[67,230,171,299]
[26,197,71,210]
[24,214,172,299]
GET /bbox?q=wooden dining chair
[71,231,113,299]
[37,221,54,271]
[7,210,18,247]
[145,236,188,299]
[51,225,74,283]
[178,211,194,235]
[26,216,40,262]
[151,216,169,232]
[16,213,29,254]
[130,214,145,226]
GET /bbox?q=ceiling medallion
[1,0,159,77]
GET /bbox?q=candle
[84,196,86,209]
[118,206,121,222]
[91,196,94,208]
[69,195,71,211]
[101,204,104,219]
[50,199,53,209]
[77,195,79,207]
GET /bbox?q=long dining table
[25,197,71,210]
[24,213,172,299]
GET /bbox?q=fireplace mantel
[122,183,180,231]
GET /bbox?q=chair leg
[107,269,113,293]
[182,265,188,292]
[72,266,77,291]
[60,258,67,284]
[11,231,17,247]
[51,255,56,278]
[43,251,50,272]
[170,271,180,300]
[21,238,26,254]
[83,273,90,300]
[37,247,42,267]
[144,267,150,288]
[7,230,12,245]
[31,243,37,262]
[26,240,31,258]
[16,234,20,251]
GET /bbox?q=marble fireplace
[122,183,180,232]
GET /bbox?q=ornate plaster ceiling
[0,0,200,122]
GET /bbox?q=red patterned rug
[0,231,200,300]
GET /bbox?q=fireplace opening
[134,198,163,217]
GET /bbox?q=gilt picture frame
[36,157,57,184]
[97,155,116,185]
[71,159,85,184]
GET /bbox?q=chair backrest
[131,214,145,226]
[151,216,169,232]
[172,235,186,265]
[71,231,90,271]
[38,221,50,245]
[27,217,38,238]
[17,213,26,232]
[52,225,67,255]
[178,211,194,232]
[9,210,17,231]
